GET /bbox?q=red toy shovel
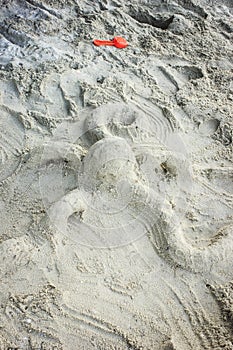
[93,36,128,49]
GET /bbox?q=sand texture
[0,0,233,349]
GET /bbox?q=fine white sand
[0,0,233,349]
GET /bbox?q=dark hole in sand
[128,7,174,30]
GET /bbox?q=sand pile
[0,0,232,349]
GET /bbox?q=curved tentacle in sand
[46,134,233,277]
[139,186,233,276]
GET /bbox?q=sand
[0,0,233,349]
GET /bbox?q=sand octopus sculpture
[46,102,232,277]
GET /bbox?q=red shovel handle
[93,39,114,46]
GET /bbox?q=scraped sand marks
[60,301,167,350]
[25,0,63,19]
[0,23,29,48]
[208,282,233,334]
[22,43,59,62]
[130,195,171,256]
[84,100,176,155]
[156,66,179,94]
[0,237,34,278]
[83,102,142,144]
[86,84,123,107]
[142,56,204,96]
[0,0,63,65]
[40,73,76,120]
[60,305,136,349]
[154,289,197,349]
[3,311,61,349]
[33,69,88,126]
[0,111,25,181]
[104,278,138,297]
[165,281,233,349]
[196,180,233,211]
[1,289,62,348]
[130,98,176,138]
[1,40,59,65]
[0,113,23,156]
[194,166,233,204]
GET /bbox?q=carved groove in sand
[0,109,25,182]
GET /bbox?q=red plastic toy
[93,36,128,49]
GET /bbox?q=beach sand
[0,0,233,349]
